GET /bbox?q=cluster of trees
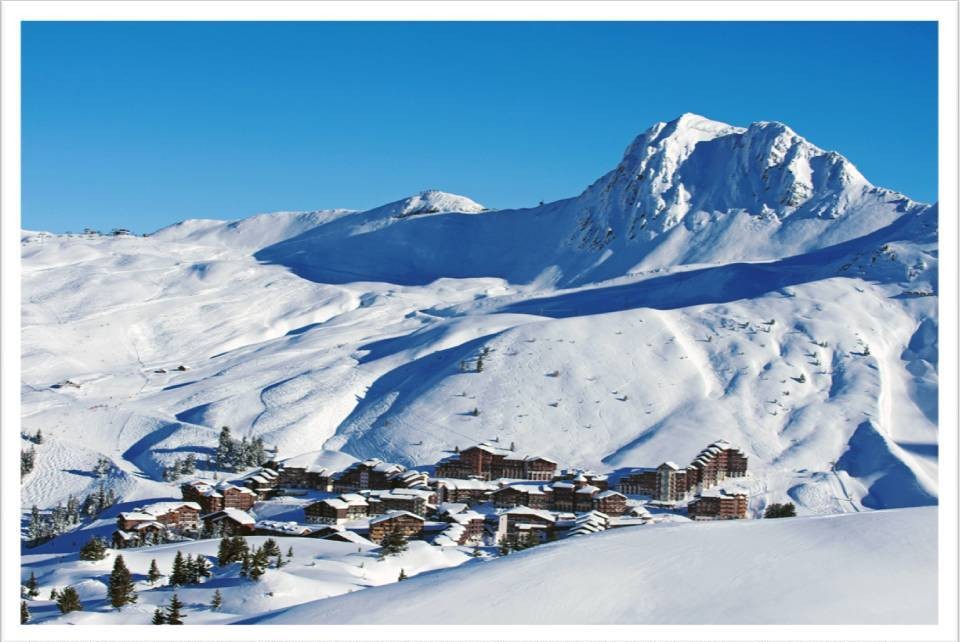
[217,535,289,581]
[20,430,43,478]
[215,426,268,472]
[20,447,37,478]
[378,529,408,560]
[27,484,117,546]
[498,532,544,556]
[459,346,491,374]
[152,593,186,625]
[161,454,198,482]
[168,550,212,586]
[764,502,797,518]
[79,536,109,561]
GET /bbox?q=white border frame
[2,2,957,641]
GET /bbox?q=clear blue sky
[22,21,937,234]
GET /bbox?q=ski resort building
[617,440,748,501]
[201,507,257,536]
[498,506,557,545]
[434,478,498,505]
[131,501,202,531]
[686,489,748,520]
[333,459,406,492]
[304,494,369,524]
[552,469,610,491]
[237,467,279,499]
[434,443,557,481]
[180,479,257,513]
[368,511,425,544]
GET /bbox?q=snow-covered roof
[435,478,497,490]
[113,529,135,540]
[321,498,350,510]
[323,530,375,546]
[449,510,483,525]
[437,502,468,516]
[255,520,314,535]
[138,501,202,516]
[660,461,680,471]
[206,507,256,525]
[340,493,368,506]
[504,506,556,522]
[369,510,424,525]
[133,521,165,531]
[551,481,575,489]
[576,485,600,495]
[697,488,747,499]
[596,490,626,500]
[118,511,155,521]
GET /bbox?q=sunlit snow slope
[246,506,937,625]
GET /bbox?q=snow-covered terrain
[246,507,937,625]
[19,114,938,624]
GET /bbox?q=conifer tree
[147,559,162,585]
[165,592,185,625]
[378,529,408,559]
[398,568,407,581]
[261,538,281,558]
[21,601,30,624]
[56,586,83,614]
[210,589,223,611]
[169,551,188,586]
[24,571,40,598]
[78,536,107,561]
[286,546,294,558]
[151,608,166,624]
[107,554,137,608]
[49,587,60,601]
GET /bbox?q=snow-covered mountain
[19,114,938,625]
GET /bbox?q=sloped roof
[369,510,424,525]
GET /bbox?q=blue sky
[22,21,937,233]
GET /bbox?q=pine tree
[210,589,223,611]
[56,586,83,614]
[78,536,107,561]
[239,551,250,577]
[24,571,40,598]
[165,593,185,625]
[378,529,408,559]
[217,426,234,471]
[249,546,269,581]
[151,608,166,624]
[398,568,407,581]
[286,546,294,558]
[34,429,44,444]
[49,587,59,601]
[169,551,187,586]
[195,555,211,580]
[147,559,162,584]
[28,505,43,542]
[108,554,137,608]
[21,601,30,624]
[261,538,281,558]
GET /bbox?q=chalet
[333,458,406,492]
[553,469,610,491]
[686,440,749,491]
[498,506,557,545]
[181,479,257,513]
[574,484,601,512]
[201,507,256,536]
[390,469,431,490]
[277,465,333,491]
[304,494,368,525]
[321,528,376,547]
[434,478,497,505]
[117,511,158,531]
[134,501,202,531]
[365,488,436,517]
[592,490,627,516]
[434,442,558,481]
[112,520,165,548]
[491,484,551,510]
[566,511,611,537]
[687,489,748,520]
[617,467,658,497]
[368,510,425,544]
[237,467,280,499]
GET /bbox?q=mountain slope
[245,507,937,625]
[20,113,937,527]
